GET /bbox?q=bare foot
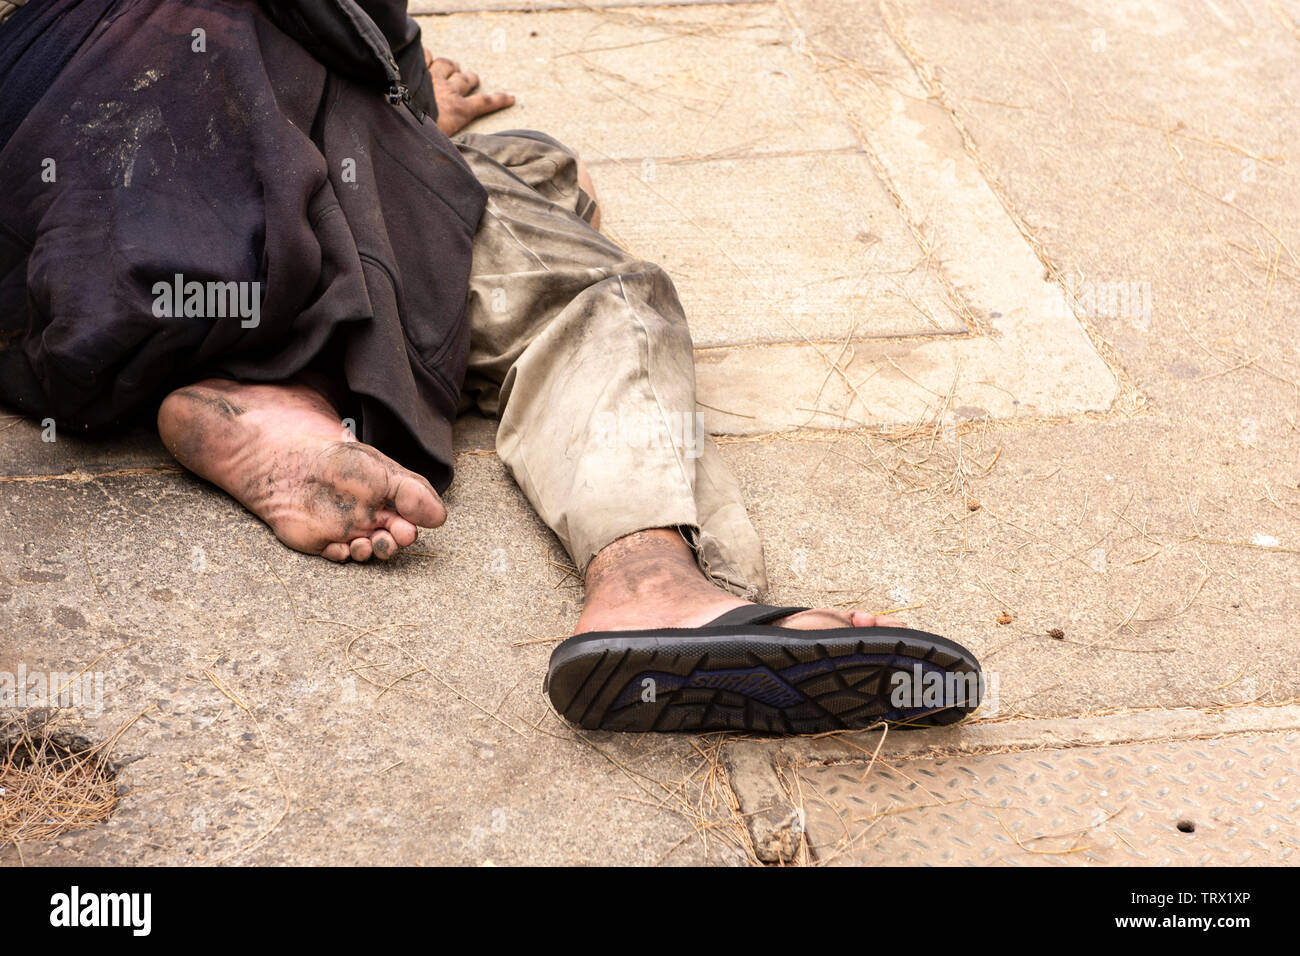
[424,51,515,136]
[158,378,445,562]
[574,528,905,634]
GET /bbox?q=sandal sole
[545,625,983,733]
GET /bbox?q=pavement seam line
[866,0,1143,415]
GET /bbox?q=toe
[321,542,350,562]
[388,517,418,548]
[392,472,446,528]
[350,537,374,562]
[777,609,907,630]
[779,609,852,629]
[852,611,905,628]
[370,528,397,560]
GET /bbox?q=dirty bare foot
[425,51,515,136]
[158,378,445,562]
[574,528,904,634]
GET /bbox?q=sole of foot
[158,379,445,563]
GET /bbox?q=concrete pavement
[2,0,1297,865]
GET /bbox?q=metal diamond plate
[795,733,1300,865]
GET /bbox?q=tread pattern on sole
[546,627,983,734]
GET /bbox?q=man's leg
[455,131,903,633]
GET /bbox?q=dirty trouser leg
[453,130,767,598]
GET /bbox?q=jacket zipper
[329,1,425,120]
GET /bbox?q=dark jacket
[0,0,486,490]
[260,0,438,120]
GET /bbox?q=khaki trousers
[453,129,767,599]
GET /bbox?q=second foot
[158,378,445,562]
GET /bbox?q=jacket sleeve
[354,0,437,119]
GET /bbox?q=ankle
[576,528,747,632]
[585,529,701,593]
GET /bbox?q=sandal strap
[705,604,809,628]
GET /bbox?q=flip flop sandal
[545,604,984,734]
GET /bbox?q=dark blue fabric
[0,0,484,489]
[0,0,118,150]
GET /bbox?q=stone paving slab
[420,4,966,348]
[586,151,967,346]
[423,2,1118,432]
[694,0,1122,433]
[421,4,857,160]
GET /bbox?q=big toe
[393,472,445,528]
